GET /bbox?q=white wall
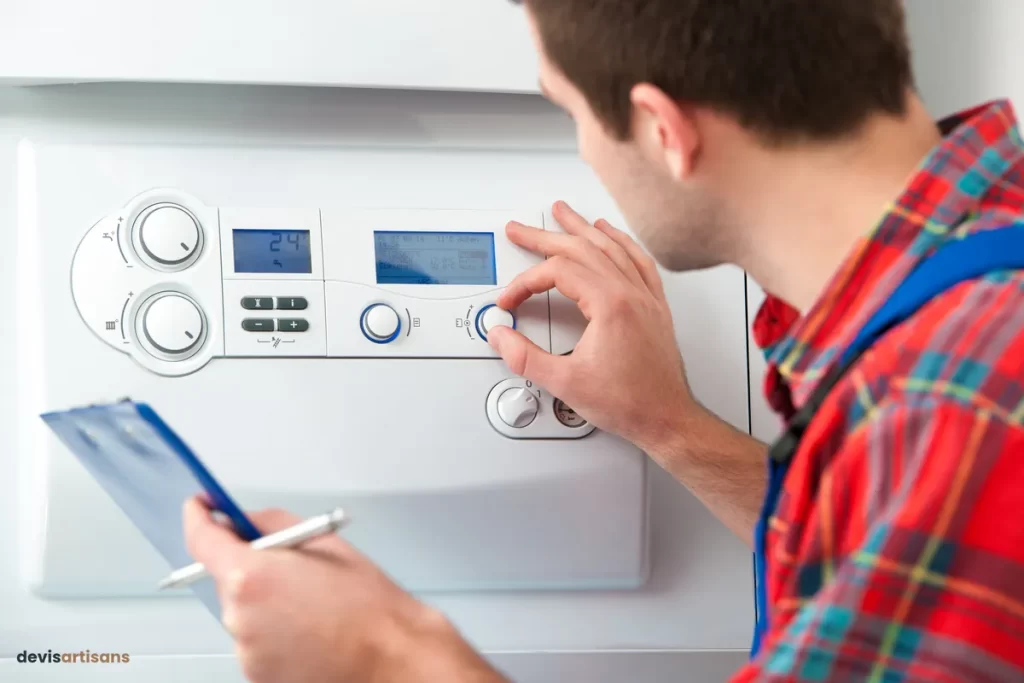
[905,0,1024,116]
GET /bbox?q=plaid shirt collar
[761,99,1024,412]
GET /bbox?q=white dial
[142,293,204,356]
[137,205,201,267]
[478,305,515,340]
[496,387,539,428]
[363,304,401,342]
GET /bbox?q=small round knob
[496,387,539,428]
[137,205,201,267]
[142,293,204,356]
[361,304,401,343]
[476,304,516,341]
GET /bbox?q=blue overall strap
[750,224,1024,660]
[841,225,1024,366]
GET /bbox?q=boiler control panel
[70,189,592,439]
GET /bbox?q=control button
[278,318,309,333]
[142,293,204,355]
[361,304,401,343]
[242,297,274,310]
[476,304,515,341]
[137,205,201,266]
[242,318,275,332]
[496,387,539,428]
[553,399,587,428]
[276,297,308,311]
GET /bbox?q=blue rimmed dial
[475,304,516,342]
[360,304,402,344]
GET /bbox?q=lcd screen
[233,230,312,274]
[373,231,497,285]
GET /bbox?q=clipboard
[40,399,262,621]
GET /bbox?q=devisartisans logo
[17,650,130,664]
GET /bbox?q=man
[184,0,1024,681]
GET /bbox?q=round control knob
[361,304,401,343]
[476,304,516,341]
[137,205,201,267]
[496,387,539,428]
[142,293,204,356]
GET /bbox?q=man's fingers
[593,218,666,299]
[506,221,600,267]
[488,326,568,394]
[183,497,250,579]
[506,220,617,279]
[506,204,651,295]
[497,258,594,316]
[505,220,569,257]
[551,202,646,288]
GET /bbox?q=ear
[630,83,700,180]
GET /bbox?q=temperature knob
[135,204,202,269]
[361,304,401,343]
[141,293,204,357]
[496,387,539,428]
[476,304,516,342]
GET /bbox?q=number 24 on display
[269,232,303,252]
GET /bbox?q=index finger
[593,219,666,299]
[506,221,619,279]
[550,202,645,288]
[182,497,250,580]
[505,221,585,258]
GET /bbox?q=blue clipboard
[40,399,262,621]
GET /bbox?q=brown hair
[515,0,915,144]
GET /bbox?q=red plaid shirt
[732,100,1024,682]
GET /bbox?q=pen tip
[329,507,347,527]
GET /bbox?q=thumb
[247,508,304,534]
[488,326,566,393]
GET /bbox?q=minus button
[242,319,275,332]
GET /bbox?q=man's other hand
[183,498,506,683]
[488,201,696,455]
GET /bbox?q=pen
[158,507,349,590]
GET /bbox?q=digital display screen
[374,231,497,285]
[233,230,312,274]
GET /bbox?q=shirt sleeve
[731,397,1024,682]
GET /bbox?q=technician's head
[514,0,916,272]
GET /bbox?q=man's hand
[489,201,696,456]
[183,499,506,683]
[489,201,767,543]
